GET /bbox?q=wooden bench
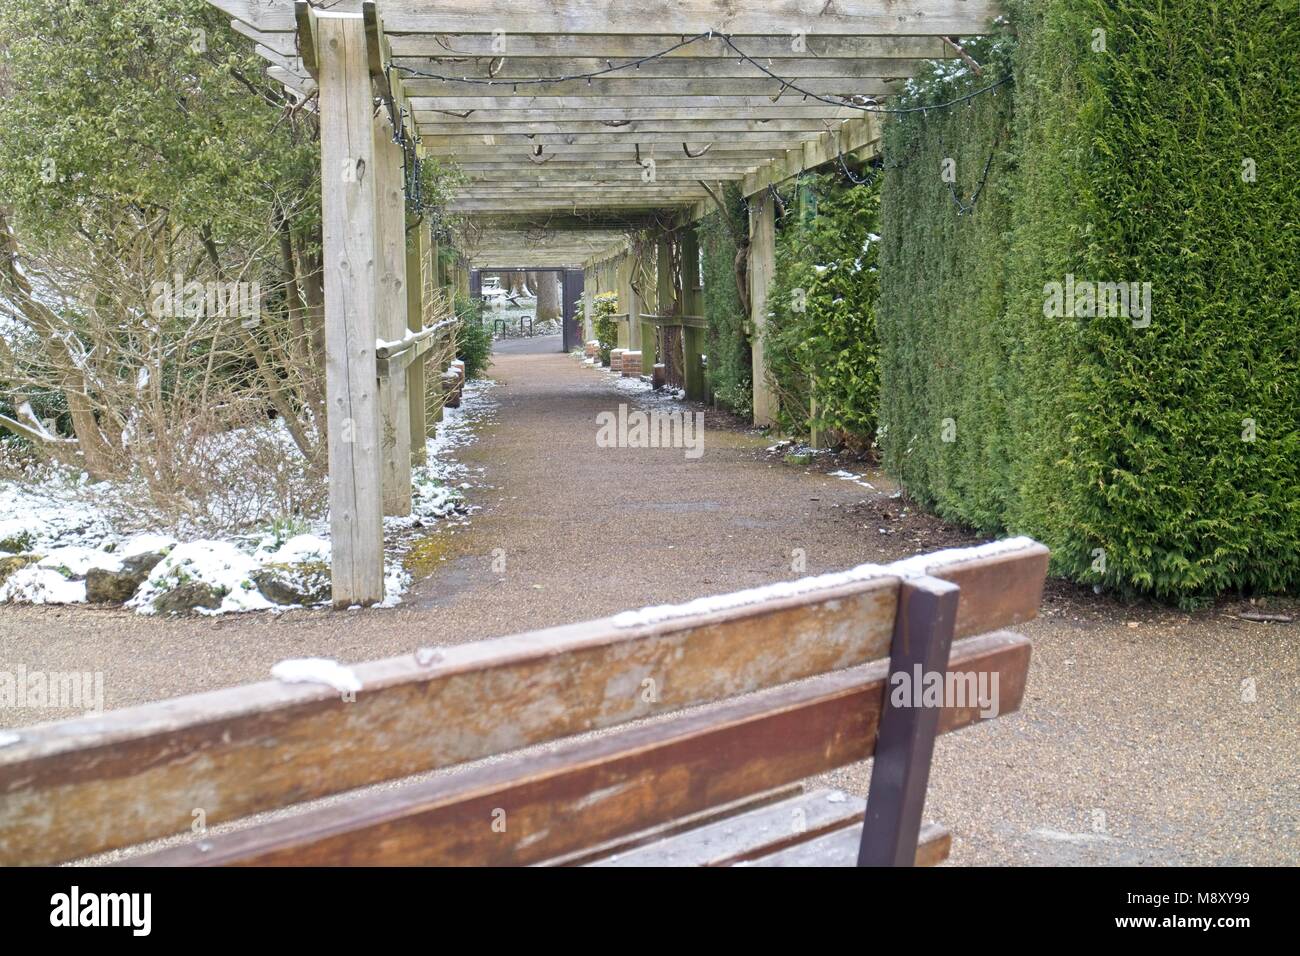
[0,538,1048,867]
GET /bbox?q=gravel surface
[2,337,1296,865]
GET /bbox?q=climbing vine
[698,185,752,417]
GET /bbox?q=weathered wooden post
[582,266,594,342]
[621,253,640,351]
[406,215,429,465]
[748,190,777,427]
[309,5,385,606]
[374,107,412,516]
[680,225,707,403]
[651,234,674,376]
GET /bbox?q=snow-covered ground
[486,295,563,339]
[579,352,688,406]
[0,380,496,614]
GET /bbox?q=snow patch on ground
[37,546,123,578]
[828,469,876,490]
[121,533,178,558]
[0,567,87,605]
[590,362,689,406]
[262,533,330,564]
[0,379,496,614]
[0,471,120,551]
[129,540,275,616]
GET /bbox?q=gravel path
[2,340,1296,865]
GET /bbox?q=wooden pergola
[208,0,999,604]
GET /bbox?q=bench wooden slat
[541,785,804,867]
[743,821,952,867]
[588,788,867,867]
[0,539,1047,866]
[126,631,1029,866]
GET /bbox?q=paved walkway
[1,340,1295,865]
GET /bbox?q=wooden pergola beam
[414,108,865,123]
[462,214,666,231]
[402,78,901,99]
[456,167,754,179]
[742,114,882,195]
[234,25,956,60]
[211,1,1002,36]
[389,33,956,58]
[449,199,701,211]
[405,95,893,111]
[392,57,928,80]
[418,119,850,135]
[423,133,826,149]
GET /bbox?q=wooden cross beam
[235,22,957,60]
[211,1,1003,36]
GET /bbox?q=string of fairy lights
[371,28,1012,218]
[390,29,1011,115]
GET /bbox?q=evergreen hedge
[878,39,1017,532]
[698,185,753,417]
[878,1,1299,602]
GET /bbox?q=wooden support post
[650,235,673,376]
[406,216,428,465]
[582,267,594,342]
[374,108,412,517]
[443,257,457,300]
[622,255,639,350]
[316,10,384,607]
[809,372,822,449]
[857,576,959,866]
[748,191,777,427]
[429,235,442,288]
[681,226,707,403]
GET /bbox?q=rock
[0,553,42,586]
[252,561,331,607]
[153,581,226,615]
[85,552,167,605]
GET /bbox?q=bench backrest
[0,538,1048,866]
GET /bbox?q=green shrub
[589,291,620,364]
[454,294,493,379]
[767,174,882,447]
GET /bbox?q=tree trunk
[0,208,117,479]
[535,271,562,321]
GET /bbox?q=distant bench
[0,538,1048,866]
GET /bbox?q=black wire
[838,152,879,187]
[936,112,1008,215]
[390,30,1013,117]
[394,31,715,85]
[715,34,1014,115]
